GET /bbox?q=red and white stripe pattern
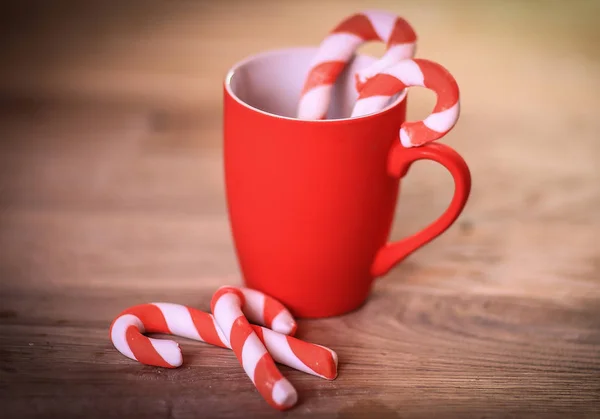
[235,287,297,336]
[211,286,297,410]
[297,10,417,120]
[351,58,460,147]
[109,302,229,368]
[109,302,338,380]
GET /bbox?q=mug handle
[370,140,472,277]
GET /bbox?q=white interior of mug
[225,47,404,120]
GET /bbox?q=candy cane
[109,302,338,380]
[211,286,299,410]
[351,58,460,147]
[109,303,229,368]
[297,10,417,120]
[236,286,297,336]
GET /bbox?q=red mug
[223,47,471,318]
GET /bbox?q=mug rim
[224,46,407,124]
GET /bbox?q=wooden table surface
[1,1,599,418]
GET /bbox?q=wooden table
[1,1,599,418]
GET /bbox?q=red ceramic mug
[223,48,471,318]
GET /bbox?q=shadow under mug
[223,47,471,318]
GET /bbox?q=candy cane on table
[297,10,417,120]
[351,58,460,148]
[210,286,299,410]
[109,301,338,380]
[235,286,297,336]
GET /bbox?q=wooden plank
[1,285,599,418]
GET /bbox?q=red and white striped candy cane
[235,286,297,336]
[351,58,460,147]
[109,302,338,380]
[211,286,298,410]
[297,10,417,120]
[109,302,229,368]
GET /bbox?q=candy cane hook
[351,58,460,147]
[297,10,417,120]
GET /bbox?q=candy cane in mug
[297,10,417,120]
[109,302,338,380]
[351,58,460,147]
[211,286,298,410]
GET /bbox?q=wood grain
[1,1,599,418]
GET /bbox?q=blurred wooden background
[1,1,599,418]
